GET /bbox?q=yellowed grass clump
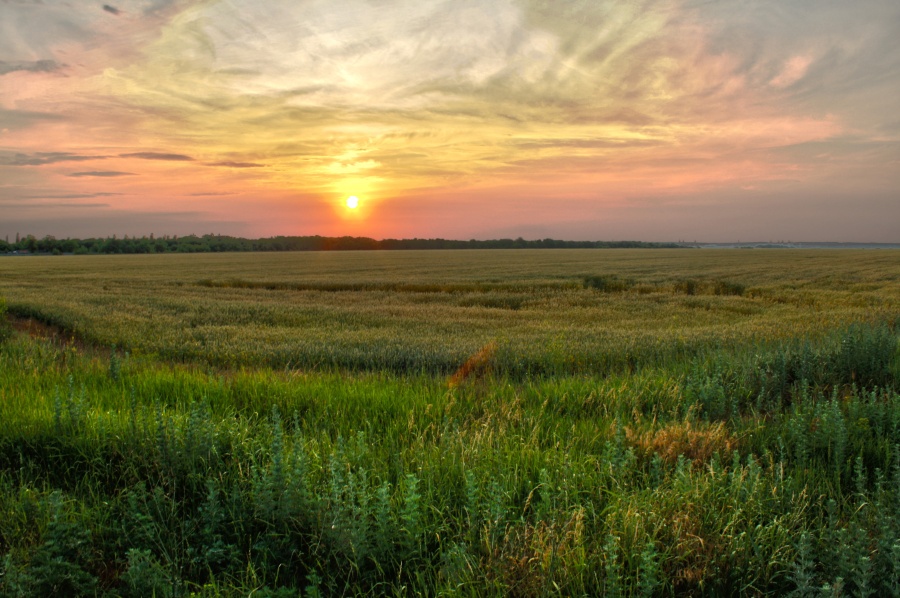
[630,420,738,464]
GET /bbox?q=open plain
[0,249,898,595]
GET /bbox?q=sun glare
[346,195,359,209]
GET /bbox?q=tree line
[1,233,681,255]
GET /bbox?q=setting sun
[1,0,896,242]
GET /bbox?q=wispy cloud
[120,152,194,161]
[2,202,111,209]
[0,152,107,166]
[0,60,62,76]
[207,161,264,168]
[0,109,65,130]
[67,171,136,177]
[18,193,123,199]
[0,0,193,71]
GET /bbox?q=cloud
[207,161,264,168]
[328,160,380,174]
[513,138,658,150]
[0,109,65,130]
[769,56,813,89]
[107,0,898,193]
[18,193,123,199]
[0,152,106,166]
[0,0,194,73]
[117,0,561,111]
[0,59,62,76]
[120,152,194,161]
[2,202,110,209]
[67,171,136,177]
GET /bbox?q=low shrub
[830,322,897,388]
[713,280,746,296]
[674,279,699,295]
[583,275,633,292]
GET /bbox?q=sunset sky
[1,0,898,241]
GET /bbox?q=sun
[346,195,359,209]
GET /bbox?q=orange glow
[1,0,896,242]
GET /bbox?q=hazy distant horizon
[3,232,899,250]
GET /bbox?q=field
[0,249,898,596]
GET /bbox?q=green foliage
[0,250,898,595]
[583,274,634,292]
[3,493,99,596]
[715,279,745,296]
[0,298,11,344]
[791,531,817,597]
[108,345,122,382]
[832,322,897,388]
[2,233,681,255]
[674,278,699,295]
[120,548,174,598]
[637,541,661,597]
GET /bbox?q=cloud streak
[0,109,65,130]
[2,202,111,209]
[67,171,136,177]
[0,60,62,76]
[16,193,123,199]
[0,152,107,166]
[120,152,194,161]
[207,161,264,168]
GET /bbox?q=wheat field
[0,249,898,596]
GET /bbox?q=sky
[1,0,899,242]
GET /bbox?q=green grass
[1,250,897,375]
[0,250,899,595]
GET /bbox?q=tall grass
[0,319,898,595]
[0,297,11,344]
[0,251,899,594]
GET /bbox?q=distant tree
[37,235,58,253]
[102,237,122,254]
[0,233,683,255]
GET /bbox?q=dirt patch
[7,315,100,355]
[11,315,67,339]
[448,341,497,388]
